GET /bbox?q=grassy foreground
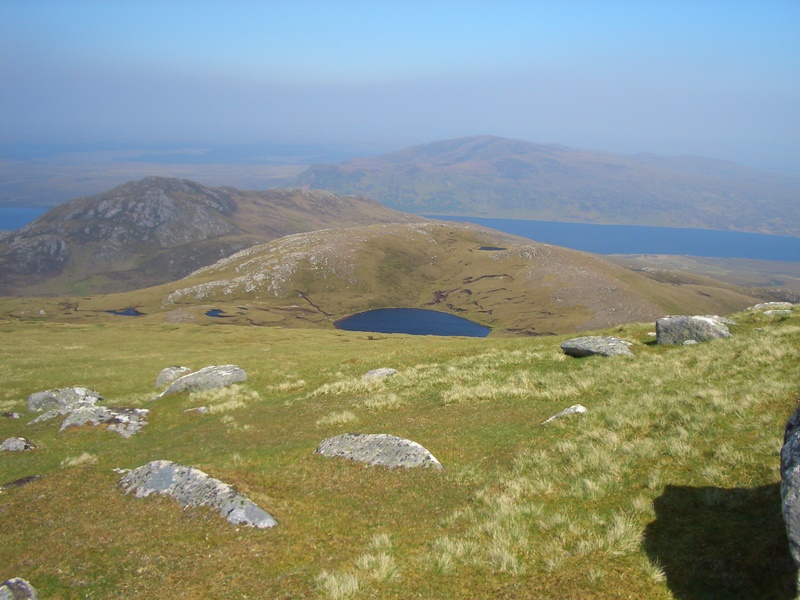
[1,309,799,599]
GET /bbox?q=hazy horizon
[2,1,799,173]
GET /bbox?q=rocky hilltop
[0,177,422,296]
[293,135,800,236]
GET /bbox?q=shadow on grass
[644,484,796,600]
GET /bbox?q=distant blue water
[336,308,491,337]
[426,216,800,262]
[0,208,47,231]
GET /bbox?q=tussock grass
[0,308,798,598]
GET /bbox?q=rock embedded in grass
[119,459,277,528]
[315,433,443,469]
[155,365,247,397]
[60,406,149,438]
[560,336,633,357]
[0,437,36,452]
[155,366,192,388]
[655,315,732,345]
[541,404,588,425]
[27,387,103,412]
[0,577,38,599]
[781,405,800,567]
[749,301,794,312]
[363,368,397,379]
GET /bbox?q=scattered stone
[781,405,800,567]
[316,433,443,469]
[655,315,732,345]
[750,302,794,312]
[0,437,36,452]
[183,406,209,414]
[27,387,103,413]
[1,412,21,419]
[155,365,247,398]
[119,460,277,528]
[0,475,42,492]
[363,368,397,379]
[0,578,38,600]
[683,340,698,346]
[155,366,193,388]
[60,406,149,438]
[541,404,588,425]
[560,336,633,357]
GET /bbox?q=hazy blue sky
[2,0,799,171]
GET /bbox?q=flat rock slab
[27,387,103,412]
[561,336,633,357]
[363,368,397,379]
[119,460,277,528]
[155,366,193,388]
[0,437,36,452]
[655,315,732,345]
[750,302,794,312]
[316,433,443,469]
[0,578,38,600]
[156,365,247,397]
[60,406,149,438]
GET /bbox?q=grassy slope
[0,307,798,598]
[0,222,763,337]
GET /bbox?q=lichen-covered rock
[781,405,800,567]
[0,578,38,600]
[27,387,103,413]
[119,460,277,528]
[560,336,632,357]
[316,433,443,469]
[155,365,247,397]
[60,406,149,438]
[155,366,192,388]
[0,437,36,452]
[363,368,397,379]
[655,315,732,345]
[541,404,588,425]
[750,302,794,312]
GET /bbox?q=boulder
[316,433,443,469]
[541,404,588,425]
[363,368,397,379]
[155,366,192,388]
[0,437,36,452]
[119,460,277,528]
[27,387,103,413]
[655,315,732,345]
[155,365,247,397]
[750,302,794,312]
[781,405,800,567]
[60,406,149,438]
[0,578,38,600]
[560,336,632,357]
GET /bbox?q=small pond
[107,308,144,317]
[205,309,235,318]
[335,308,491,337]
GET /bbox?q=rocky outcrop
[27,387,103,412]
[560,336,633,357]
[655,315,732,345]
[0,437,36,452]
[316,433,443,469]
[781,405,800,567]
[155,366,193,388]
[0,578,38,600]
[155,365,247,397]
[750,302,794,312]
[60,406,149,438]
[119,460,277,528]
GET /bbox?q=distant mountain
[81,221,760,336]
[0,176,422,296]
[292,135,800,236]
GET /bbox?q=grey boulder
[60,406,149,438]
[561,336,633,357]
[119,460,277,528]
[363,368,397,379]
[781,405,800,567]
[750,302,794,312]
[655,315,732,345]
[316,433,443,469]
[0,437,36,452]
[155,366,192,388]
[0,578,38,600]
[27,387,103,412]
[155,365,247,397]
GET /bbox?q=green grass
[0,308,798,598]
